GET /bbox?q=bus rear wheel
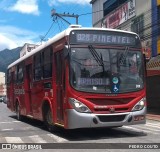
[45,108,59,132]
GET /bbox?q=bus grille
[98,115,126,122]
[88,98,134,105]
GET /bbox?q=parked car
[0,97,4,103]
[3,97,7,104]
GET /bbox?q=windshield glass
[69,47,144,93]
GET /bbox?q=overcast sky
[0,0,92,51]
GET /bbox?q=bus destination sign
[70,30,139,46]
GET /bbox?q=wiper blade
[119,46,129,65]
[88,45,104,67]
[88,45,107,91]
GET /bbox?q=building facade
[90,0,160,59]
[0,72,6,97]
[20,43,39,58]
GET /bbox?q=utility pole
[51,9,79,25]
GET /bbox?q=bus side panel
[24,63,34,116]
[7,72,15,112]
[15,84,26,115]
[54,50,65,124]
[31,81,44,119]
[52,53,58,124]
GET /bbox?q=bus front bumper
[66,107,146,129]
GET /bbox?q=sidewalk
[146,108,160,121]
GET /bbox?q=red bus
[7,25,146,131]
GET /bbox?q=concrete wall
[136,0,152,42]
[92,0,106,27]
[0,72,5,84]
[118,0,152,50]
[136,0,151,16]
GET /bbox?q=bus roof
[8,25,138,69]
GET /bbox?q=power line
[51,9,79,24]
[79,9,103,17]
[57,18,62,32]
[40,3,160,46]
[40,21,55,43]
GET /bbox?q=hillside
[0,47,22,73]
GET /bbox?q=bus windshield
[69,47,144,93]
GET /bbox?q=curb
[146,114,160,121]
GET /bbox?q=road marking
[146,123,160,128]
[12,121,20,123]
[1,128,14,131]
[122,126,157,134]
[5,137,24,143]
[0,122,13,124]
[47,134,67,143]
[123,126,146,132]
[29,135,47,143]
[135,125,160,132]
[22,126,40,131]
[0,121,20,124]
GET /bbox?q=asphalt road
[0,102,160,152]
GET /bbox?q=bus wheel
[16,103,22,120]
[45,108,58,132]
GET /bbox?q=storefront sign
[128,0,136,19]
[105,0,136,28]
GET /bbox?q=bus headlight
[132,97,146,111]
[69,98,91,113]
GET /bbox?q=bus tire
[44,107,59,132]
[16,102,22,121]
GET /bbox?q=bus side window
[16,63,24,83]
[42,47,52,79]
[7,69,11,84]
[34,52,41,81]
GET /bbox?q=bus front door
[9,72,15,111]
[25,64,32,115]
[55,51,64,124]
